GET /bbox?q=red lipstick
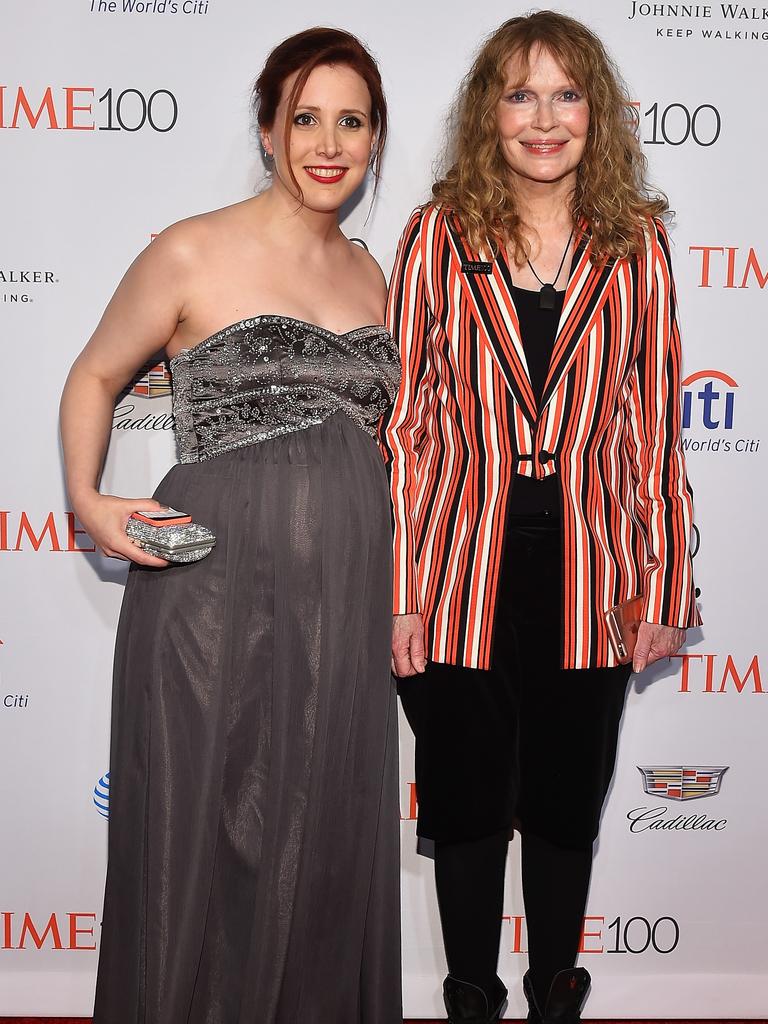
[520,140,568,155]
[304,165,348,183]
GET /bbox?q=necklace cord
[526,229,574,289]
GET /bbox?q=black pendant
[538,283,557,310]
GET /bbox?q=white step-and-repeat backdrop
[2,0,766,1017]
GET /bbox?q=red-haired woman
[382,12,699,1024]
[60,28,401,1022]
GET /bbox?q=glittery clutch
[125,518,216,563]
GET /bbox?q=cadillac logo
[638,765,728,801]
[130,360,172,399]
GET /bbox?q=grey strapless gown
[94,316,402,1024]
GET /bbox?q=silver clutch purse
[125,518,216,563]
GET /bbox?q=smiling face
[262,63,374,213]
[496,45,590,192]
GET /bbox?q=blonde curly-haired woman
[381,12,700,1024]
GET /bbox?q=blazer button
[539,450,555,463]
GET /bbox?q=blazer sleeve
[627,218,701,629]
[379,208,434,616]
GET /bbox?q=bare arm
[60,227,193,565]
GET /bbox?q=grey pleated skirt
[94,413,401,1023]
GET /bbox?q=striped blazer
[379,205,700,670]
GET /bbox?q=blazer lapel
[442,215,538,425]
[539,232,620,412]
[441,215,622,424]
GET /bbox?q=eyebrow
[504,82,579,92]
[296,105,369,117]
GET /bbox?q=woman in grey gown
[59,28,401,1023]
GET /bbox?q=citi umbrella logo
[637,765,728,801]
[681,369,760,455]
[682,370,736,431]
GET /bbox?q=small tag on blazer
[461,260,493,275]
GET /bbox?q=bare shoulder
[100,202,254,338]
[347,239,387,302]
[152,197,265,270]
[147,203,237,270]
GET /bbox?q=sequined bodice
[170,315,401,464]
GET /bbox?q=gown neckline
[169,314,390,368]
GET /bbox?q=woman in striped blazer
[381,12,700,1024]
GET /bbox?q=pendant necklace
[526,230,573,310]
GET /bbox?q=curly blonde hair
[432,11,667,262]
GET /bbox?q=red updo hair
[253,27,388,202]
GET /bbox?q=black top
[507,284,564,517]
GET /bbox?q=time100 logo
[633,102,721,147]
[0,85,178,133]
[99,88,177,132]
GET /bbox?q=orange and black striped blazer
[379,205,700,670]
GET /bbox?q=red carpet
[0,1019,760,1023]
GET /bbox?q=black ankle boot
[522,967,590,1024]
[443,974,508,1023]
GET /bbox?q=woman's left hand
[633,622,686,673]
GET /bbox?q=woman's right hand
[74,492,170,567]
[392,613,427,677]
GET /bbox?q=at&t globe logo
[93,771,110,819]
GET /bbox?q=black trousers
[398,516,631,1003]
[399,516,630,846]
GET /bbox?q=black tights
[521,833,593,1011]
[434,830,509,999]
[400,521,630,1010]
[434,829,592,1011]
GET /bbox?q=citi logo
[91,0,210,11]
[682,370,736,430]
